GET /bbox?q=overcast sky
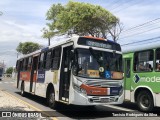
[0,0,160,67]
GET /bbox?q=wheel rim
[49,92,55,105]
[139,94,150,109]
[21,85,24,95]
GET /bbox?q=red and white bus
[16,36,124,109]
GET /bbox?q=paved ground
[0,78,160,120]
[0,87,52,120]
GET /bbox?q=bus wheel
[48,88,57,109]
[137,90,154,112]
[21,82,25,97]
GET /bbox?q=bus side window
[38,53,44,70]
[134,53,138,71]
[156,48,160,71]
[24,58,29,71]
[45,51,52,69]
[126,60,130,78]
[27,57,32,71]
[52,47,61,70]
[16,60,19,71]
[134,50,153,72]
[20,59,24,71]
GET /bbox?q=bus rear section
[16,36,124,109]
[0,67,3,80]
[123,48,160,112]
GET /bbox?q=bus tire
[47,88,57,109]
[137,90,154,112]
[21,82,25,97]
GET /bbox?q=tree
[16,42,41,54]
[45,1,122,42]
[6,67,13,74]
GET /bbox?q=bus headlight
[74,84,87,95]
[80,88,87,95]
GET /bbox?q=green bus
[123,45,160,112]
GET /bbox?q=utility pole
[44,30,51,46]
[48,37,50,46]
[41,28,52,46]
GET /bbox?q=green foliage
[45,1,121,40]
[16,42,41,54]
[6,67,13,74]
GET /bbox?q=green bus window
[134,50,153,72]
[126,60,130,78]
[156,48,160,71]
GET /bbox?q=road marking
[2,90,58,120]
[103,105,134,112]
[0,81,15,84]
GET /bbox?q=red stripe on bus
[20,71,30,81]
[80,84,108,96]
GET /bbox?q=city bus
[123,43,160,112]
[16,36,124,109]
[0,67,3,80]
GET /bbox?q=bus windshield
[74,48,123,80]
[0,68,3,77]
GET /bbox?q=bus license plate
[101,98,110,102]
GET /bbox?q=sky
[0,0,160,67]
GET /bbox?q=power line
[121,36,160,46]
[122,18,160,33]
[123,39,160,47]
[113,0,143,13]
[111,0,135,12]
[107,0,122,10]
[106,0,120,8]
[119,26,160,39]
[121,19,160,35]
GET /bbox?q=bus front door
[17,60,23,88]
[59,45,72,102]
[124,59,132,101]
[30,56,38,93]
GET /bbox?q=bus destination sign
[86,41,112,49]
[77,37,121,51]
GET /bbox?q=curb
[1,90,58,120]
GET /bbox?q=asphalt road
[0,78,160,120]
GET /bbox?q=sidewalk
[0,90,51,120]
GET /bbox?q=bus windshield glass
[0,68,3,77]
[74,48,123,80]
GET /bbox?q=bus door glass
[30,56,38,92]
[59,45,73,102]
[124,59,131,100]
[17,60,23,88]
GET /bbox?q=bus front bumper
[70,90,124,105]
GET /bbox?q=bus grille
[85,80,120,88]
[88,97,118,103]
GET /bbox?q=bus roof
[18,36,120,60]
[122,41,160,54]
